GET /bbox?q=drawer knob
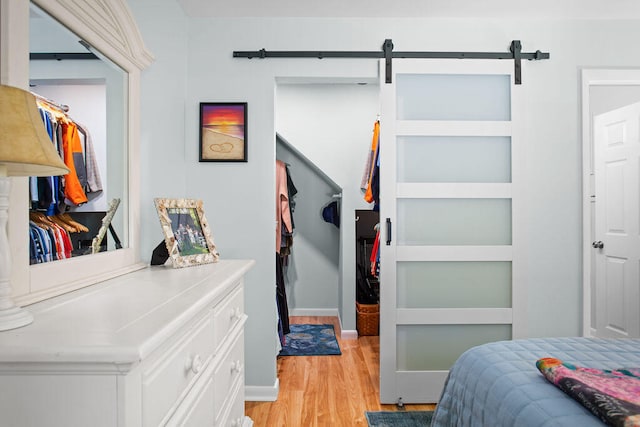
[230,307,242,321]
[231,359,243,374]
[185,354,203,374]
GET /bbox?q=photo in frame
[199,102,247,162]
[154,198,219,268]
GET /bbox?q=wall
[590,86,640,116]
[127,0,189,259]
[125,1,640,395]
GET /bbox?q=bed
[431,337,640,426]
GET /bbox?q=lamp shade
[0,85,69,177]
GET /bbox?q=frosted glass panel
[397,74,511,121]
[397,325,511,370]
[397,262,512,308]
[397,136,511,183]
[397,199,512,245]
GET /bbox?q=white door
[379,59,526,403]
[593,103,640,339]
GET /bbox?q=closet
[275,134,341,318]
[275,83,378,334]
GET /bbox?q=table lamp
[0,84,69,331]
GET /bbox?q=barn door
[378,59,525,403]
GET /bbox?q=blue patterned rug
[279,324,341,356]
[365,411,434,427]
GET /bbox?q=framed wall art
[199,102,247,162]
[154,198,219,268]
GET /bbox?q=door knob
[592,241,604,249]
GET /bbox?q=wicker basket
[356,302,379,336]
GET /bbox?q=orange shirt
[364,121,380,203]
[61,121,88,205]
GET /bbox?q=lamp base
[0,305,33,331]
[0,174,34,331]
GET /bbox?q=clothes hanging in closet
[29,216,73,264]
[275,160,297,342]
[31,97,103,214]
[276,160,293,255]
[276,252,290,339]
[362,120,380,211]
[370,226,381,278]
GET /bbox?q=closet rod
[233,39,550,84]
[30,52,99,61]
[32,92,70,113]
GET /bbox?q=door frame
[581,68,640,337]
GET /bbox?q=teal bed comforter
[432,337,640,426]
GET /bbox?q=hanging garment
[280,164,298,258]
[361,120,379,191]
[60,121,88,206]
[370,228,381,278]
[29,224,45,264]
[370,145,380,211]
[32,109,60,214]
[321,200,340,228]
[276,252,290,336]
[76,122,103,194]
[285,164,297,230]
[363,120,380,203]
[276,160,292,253]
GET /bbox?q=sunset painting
[199,102,247,162]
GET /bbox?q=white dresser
[0,259,254,427]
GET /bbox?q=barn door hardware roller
[233,39,549,84]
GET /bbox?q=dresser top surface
[0,259,254,365]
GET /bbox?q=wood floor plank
[245,316,436,426]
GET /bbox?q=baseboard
[289,308,339,317]
[245,378,280,402]
[341,329,358,340]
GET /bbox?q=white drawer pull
[230,307,242,322]
[184,354,203,374]
[231,417,244,427]
[231,360,243,374]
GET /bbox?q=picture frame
[154,198,219,268]
[199,102,248,162]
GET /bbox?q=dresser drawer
[213,330,245,419]
[217,380,246,427]
[166,364,216,427]
[142,313,215,427]
[213,285,244,348]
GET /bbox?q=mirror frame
[2,0,153,305]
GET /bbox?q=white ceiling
[177,0,640,19]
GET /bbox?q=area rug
[279,324,341,356]
[365,410,434,427]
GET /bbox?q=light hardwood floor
[245,316,436,426]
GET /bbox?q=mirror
[28,3,128,259]
[5,0,152,305]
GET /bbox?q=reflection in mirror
[28,3,128,262]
